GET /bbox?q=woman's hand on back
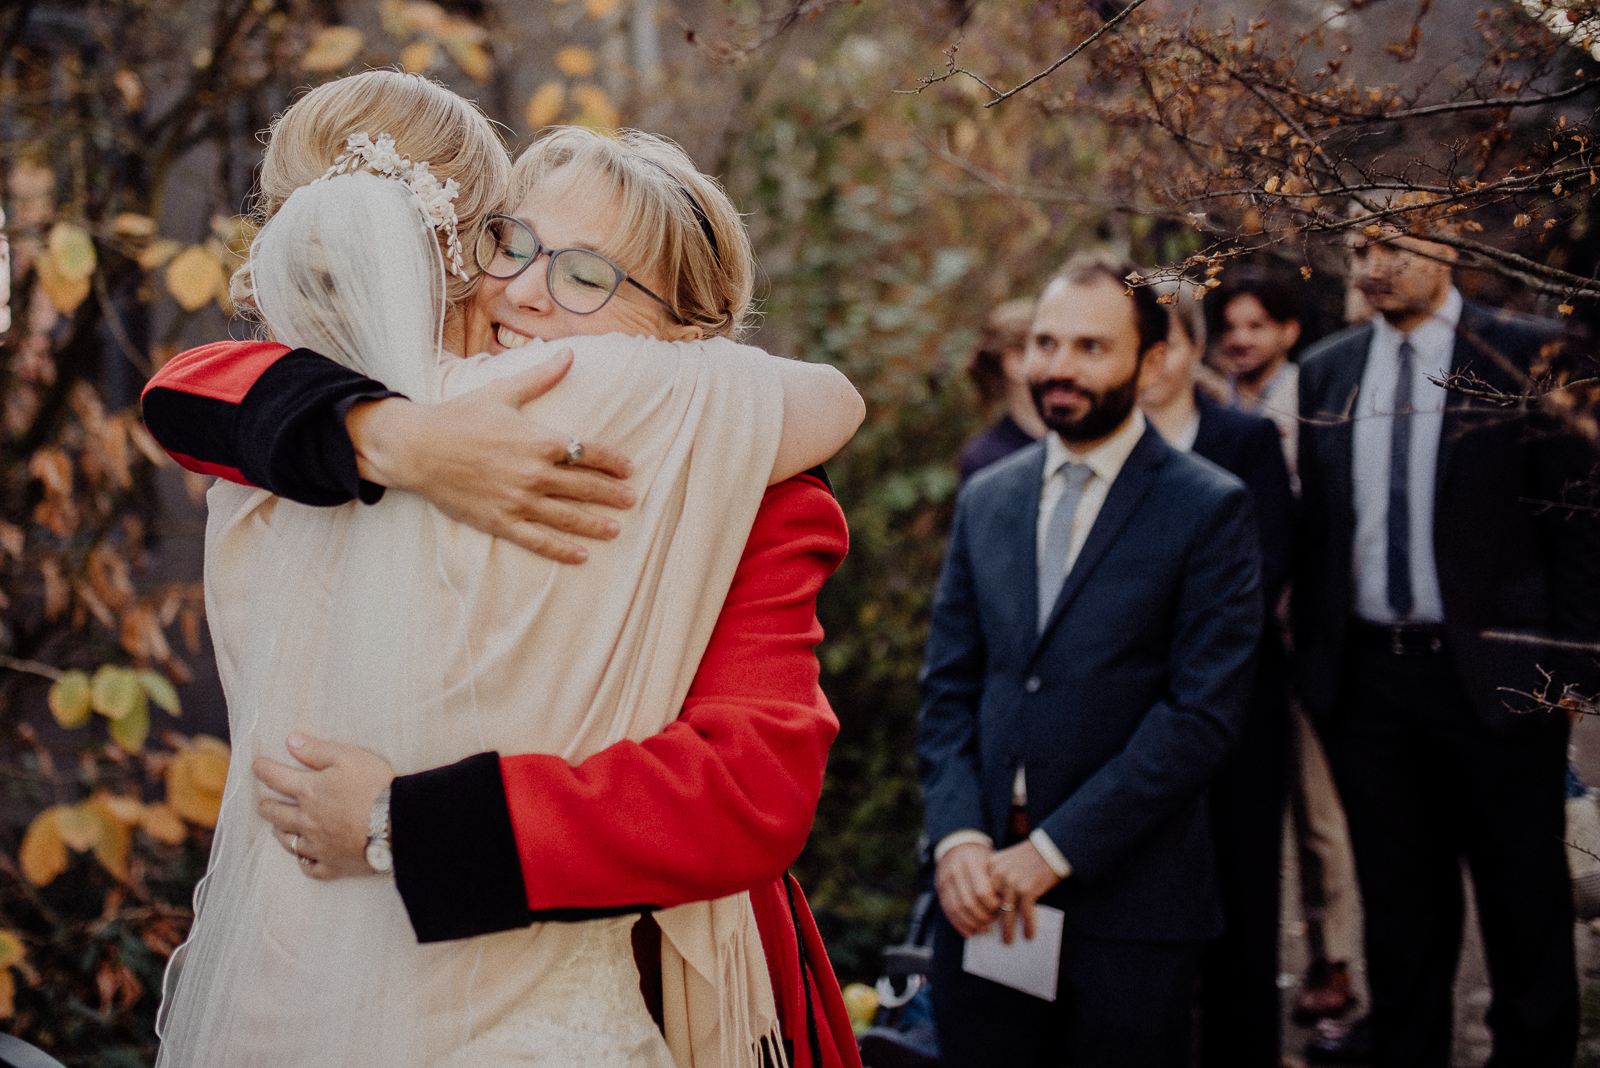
[347,349,637,563]
[256,734,394,880]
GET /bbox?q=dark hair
[1048,253,1169,357]
[965,298,1036,403]
[1206,267,1301,338]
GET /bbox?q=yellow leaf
[1559,303,1575,315]
[0,930,25,971]
[137,669,181,716]
[84,799,131,878]
[167,736,230,828]
[526,81,567,130]
[1363,224,1382,237]
[138,239,181,271]
[301,26,365,72]
[111,213,157,240]
[571,84,618,130]
[0,969,16,1018]
[401,40,437,72]
[19,808,68,886]
[36,253,91,315]
[1263,175,1280,193]
[48,670,93,729]
[165,245,225,312]
[841,983,878,1027]
[54,804,102,852]
[444,37,491,82]
[139,803,188,845]
[48,222,96,281]
[91,791,144,826]
[403,0,450,36]
[91,665,145,721]
[585,0,620,16]
[209,215,257,260]
[109,701,151,753]
[555,46,597,77]
[191,736,231,794]
[379,0,412,38]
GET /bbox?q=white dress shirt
[935,410,1148,881]
[1351,286,1461,624]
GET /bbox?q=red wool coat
[142,342,862,1068]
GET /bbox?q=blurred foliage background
[3,0,1598,1060]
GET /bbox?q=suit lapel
[1033,427,1168,652]
[1319,328,1371,528]
[1434,303,1488,498]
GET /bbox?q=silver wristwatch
[365,783,393,874]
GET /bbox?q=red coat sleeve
[140,340,292,484]
[139,340,399,505]
[499,473,848,911]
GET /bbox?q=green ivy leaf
[47,671,92,729]
[91,666,146,722]
[108,702,150,753]
[136,669,181,717]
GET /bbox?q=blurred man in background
[959,298,1046,481]
[1295,212,1598,1067]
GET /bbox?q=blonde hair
[233,71,508,311]
[508,127,755,338]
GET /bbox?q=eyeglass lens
[474,217,623,315]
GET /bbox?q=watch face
[366,840,393,874]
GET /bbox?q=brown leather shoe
[1294,959,1355,1023]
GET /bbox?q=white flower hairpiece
[318,133,468,281]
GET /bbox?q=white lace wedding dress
[437,917,674,1068]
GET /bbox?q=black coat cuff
[235,349,403,506]
[390,752,532,943]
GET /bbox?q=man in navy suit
[1296,216,1600,1066]
[918,255,1264,1067]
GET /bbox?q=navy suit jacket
[918,425,1263,942]
[1294,301,1600,731]
[1193,395,1294,609]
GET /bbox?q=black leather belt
[1350,619,1447,656]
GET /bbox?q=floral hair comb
[318,132,468,281]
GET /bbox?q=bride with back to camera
[154,73,861,1068]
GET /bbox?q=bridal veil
[156,171,786,1066]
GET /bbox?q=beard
[1029,369,1140,444]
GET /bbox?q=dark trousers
[930,907,1202,1068]
[1198,655,1289,1068]
[1323,632,1576,1068]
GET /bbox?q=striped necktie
[1038,462,1092,633]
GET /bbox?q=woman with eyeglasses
[149,73,864,1068]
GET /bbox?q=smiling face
[468,163,700,355]
[1026,275,1153,448]
[1215,293,1299,384]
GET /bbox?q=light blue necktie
[1038,463,1092,633]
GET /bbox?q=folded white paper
[961,903,1064,1001]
